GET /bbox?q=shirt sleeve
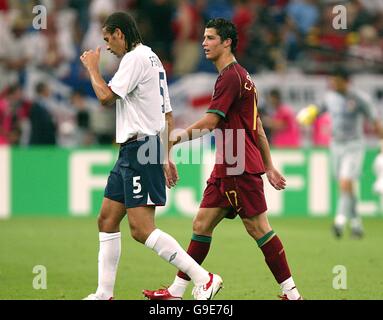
[108,53,144,99]
[207,72,240,118]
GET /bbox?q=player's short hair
[35,82,48,95]
[331,67,351,81]
[103,12,142,52]
[206,18,238,53]
[269,88,281,100]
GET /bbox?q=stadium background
[0,0,383,300]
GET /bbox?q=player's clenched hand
[163,161,179,189]
[80,47,101,72]
[266,167,286,190]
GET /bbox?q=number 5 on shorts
[133,176,142,194]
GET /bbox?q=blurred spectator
[29,82,57,145]
[35,10,77,78]
[0,0,8,12]
[286,0,319,35]
[71,90,95,146]
[82,0,118,78]
[172,0,203,76]
[68,0,91,35]
[0,15,33,87]
[232,0,255,60]
[348,25,383,72]
[0,84,31,145]
[278,0,318,63]
[257,100,273,142]
[0,0,381,149]
[0,90,11,144]
[261,88,301,147]
[347,0,375,32]
[203,0,233,21]
[138,0,176,75]
[304,4,348,73]
[90,105,115,145]
[242,19,283,72]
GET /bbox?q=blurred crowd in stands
[0,0,382,147]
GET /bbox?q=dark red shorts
[200,173,267,219]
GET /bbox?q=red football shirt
[207,62,265,177]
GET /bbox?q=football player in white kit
[80,12,222,300]
[297,68,383,239]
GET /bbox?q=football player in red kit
[144,18,302,300]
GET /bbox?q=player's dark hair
[206,18,238,53]
[103,12,142,52]
[270,88,281,100]
[35,82,48,95]
[331,67,350,81]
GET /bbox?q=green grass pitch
[0,216,382,300]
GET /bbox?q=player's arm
[163,111,179,188]
[165,111,175,157]
[257,117,286,190]
[80,47,118,106]
[296,104,320,126]
[372,119,383,139]
[171,113,221,145]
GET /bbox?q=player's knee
[339,180,353,193]
[97,213,118,232]
[130,229,144,243]
[243,218,271,240]
[192,217,212,235]
[97,214,107,231]
[128,223,148,244]
[244,224,259,239]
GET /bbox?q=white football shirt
[108,44,172,143]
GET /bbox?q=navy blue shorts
[104,135,166,208]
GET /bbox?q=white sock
[95,232,121,299]
[280,277,301,300]
[145,229,209,285]
[168,275,190,297]
[349,195,363,231]
[335,193,352,228]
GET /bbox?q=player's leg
[160,207,228,299]
[348,150,365,238]
[84,197,126,300]
[235,173,301,299]
[332,144,349,237]
[241,212,302,300]
[334,178,354,238]
[128,206,223,300]
[143,177,229,300]
[334,143,365,238]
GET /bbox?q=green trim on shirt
[207,109,226,118]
